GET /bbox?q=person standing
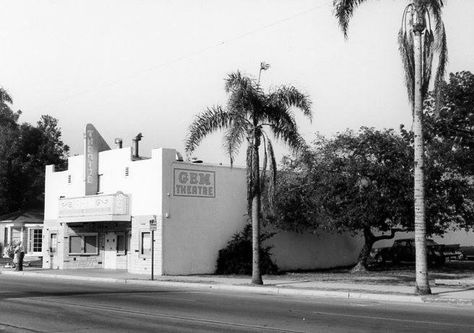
[14,241,25,271]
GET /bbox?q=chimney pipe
[132,133,143,158]
[114,138,123,149]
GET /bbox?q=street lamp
[257,62,270,86]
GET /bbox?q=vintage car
[458,246,474,260]
[371,238,447,266]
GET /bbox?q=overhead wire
[36,2,331,109]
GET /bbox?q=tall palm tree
[333,0,447,295]
[185,71,312,284]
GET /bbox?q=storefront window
[69,234,98,255]
[84,235,98,254]
[141,232,151,256]
[69,236,82,254]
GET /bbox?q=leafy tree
[185,71,311,284]
[0,88,21,213]
[424,71,474,176]
[406,71,474,234]
[0,89,69,214]
[273,77,473,271]
[273,128,413,271]
[333,0,448,294]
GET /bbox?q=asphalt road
[1,275,474,332]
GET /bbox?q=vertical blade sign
[84,124,111,195]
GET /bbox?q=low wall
[268,230,363,271]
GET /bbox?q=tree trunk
[352,227,404,273]
[251,136,263,285]
[413,24,431,295]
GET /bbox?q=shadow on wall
[268,230,363,271]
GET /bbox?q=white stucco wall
[44,155,85,222]
[161,157,248,275]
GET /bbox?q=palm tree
[185,70,312,284]
[333,0,447,295]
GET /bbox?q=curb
[2,270,470,306]
[435,278,474,287]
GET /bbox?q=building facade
[1,210,44,259]
[42,124,362,275]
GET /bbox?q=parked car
[459,246,474,260]
[443,243,463,261]
[371,238,447,266]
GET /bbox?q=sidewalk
[3,267,474,306]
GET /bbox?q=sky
[1,0,474,166]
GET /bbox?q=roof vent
[114,138,123,149]
[132,133,143,158]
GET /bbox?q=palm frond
[225,71,255,94]
[270,121,307,153]
[422,29,434,97]
[426,0,444,32]
[268,86,312,121]
[225,71,265,123]
[261,133,267,186]
[433,21,448,115]
[261,131,277,213]
[185,105,231,154]
[223,117,247,167]
[398,23,415,109]
[333,0,369,38]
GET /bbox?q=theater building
[42,124,362,275]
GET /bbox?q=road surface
[0,275,473,332]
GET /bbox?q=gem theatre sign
[173,169,215,198]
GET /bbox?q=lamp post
[257,62,270,86]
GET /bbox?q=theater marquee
[173,168,215,198]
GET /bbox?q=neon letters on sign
[86,128,95,185]
[173,168,215,198]
[84,124,110,195]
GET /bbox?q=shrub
[3,243,15,259]
[216,224,278,275]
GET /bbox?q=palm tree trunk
[251,137,263,285]
[413,26,431,295]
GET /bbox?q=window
[84,235,98,254]
[69,236,82,254]
[117,233,126,255]
[28,228,43,253]
[69,234,98,255]
[141,232,151,256]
